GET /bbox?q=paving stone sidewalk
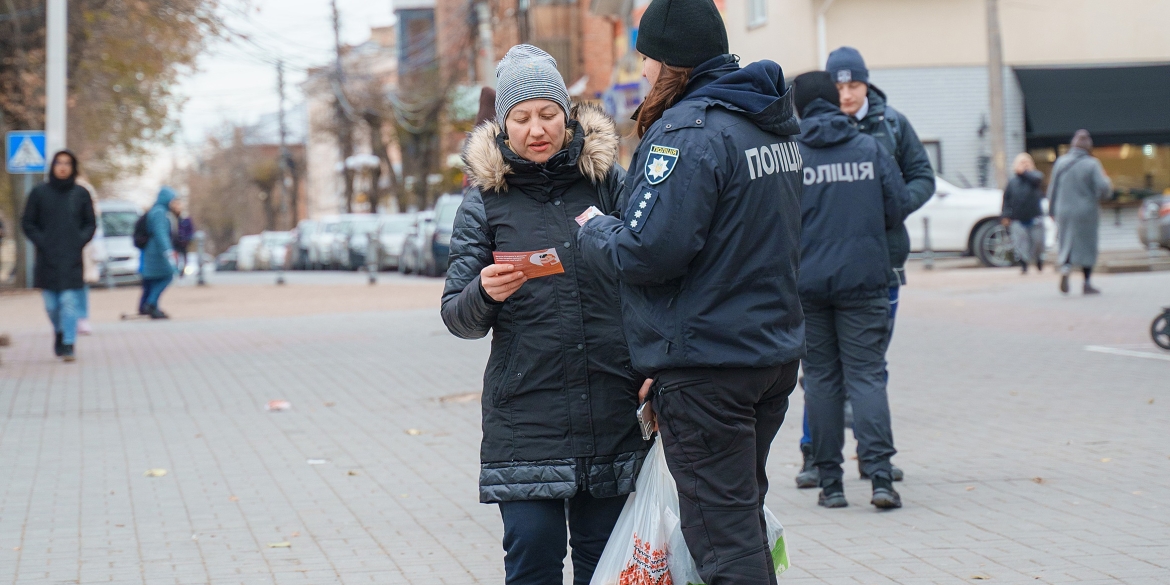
[1,268,1168,584]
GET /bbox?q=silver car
[377,213,415,271]
[95,200,142,285]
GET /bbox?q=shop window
[1030,143,1170,203]
[747,0,767,28]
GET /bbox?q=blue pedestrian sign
[6,131,47,174]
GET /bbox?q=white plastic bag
[590,439,790,585]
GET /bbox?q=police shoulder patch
[625,187,659,233]
[644,144,679,185]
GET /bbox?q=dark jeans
[654,361,798,585]
[139,275,173,311]
[803,296,896,484]
[498,491,627,585]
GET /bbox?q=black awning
[1015,64,1170,148]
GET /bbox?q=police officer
[577,0,803,581]
[795,47,936,488]
[792,71,912,509]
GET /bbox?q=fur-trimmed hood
[462,102,620,192]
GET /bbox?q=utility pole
[475,2,496,88]
[276,59,295,227]
[986,0,1007,189]
[45,0,67,157]
[331,0,356,212]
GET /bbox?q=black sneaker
[1083,283,1101,295]
[1060,273,1070,294]
[148,306,170,320]
[860,464,904,482]
[61,344,76,363]
[817,480,848,508]
[795,443,818,489]
[871,477,902,509]
[54,332,64,357]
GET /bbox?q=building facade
[724,0,1170,197]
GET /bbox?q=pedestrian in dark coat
[792,71,912,511]
[138,187,179,319]
[1049,129,1112,295]
[1002,153,1046,273]
[440,45,641,585]
[20,150,96,361]
[577,0,804,580]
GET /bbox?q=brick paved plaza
[1,266,1168,584]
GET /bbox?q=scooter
[1153,307,1170,350]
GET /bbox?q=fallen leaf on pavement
[266,400,291,412]
[143,469,167,477]
[324,401,336,407]
[291,531,300,537]
[405,429,422,436]
[1132,490,1143,495]
[268,542,291,548]
[1149,398,1155,404]
[970,575,989,580]
[229,496,239,502]
[439,392,480,404]
[1100,458,1111,463]
[965,486,975,491]
[347,470,359,476]
[1032,477,1044,484]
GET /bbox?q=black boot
[61,344,76,363]
[148,305,170,320]
[871,476,902,509]
[1020,259,1028,274]
[817,479,848,508]
[795,443,818,489]
[54,332,64,357]
[1060,273,1070,294]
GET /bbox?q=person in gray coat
[1048,129,1112,295]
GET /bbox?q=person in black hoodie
[441,45,641,585]
[20,151,97,362]
[1002,153,1046,273]
[577,0,804,580]
[792,72,912,510]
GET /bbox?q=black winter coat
[577,55,805,374]
[797,100,912,302]
[1002,170,1045,221]
[21,181,96,291]
[441,103,646,504]
[854,86,936,286]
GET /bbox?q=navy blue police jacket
[577,55,805,376]
[796,99,912,303]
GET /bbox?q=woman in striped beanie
[441,44,645,585]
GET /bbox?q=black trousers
[803,297,896,484]
[498,490,627,585]
[654,361,799,585]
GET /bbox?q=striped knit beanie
[495,44,571,124]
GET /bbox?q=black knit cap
[793,71,840,117]
[636,0,729,68]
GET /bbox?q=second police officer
[577,0,804,582]
[795,46,936,489]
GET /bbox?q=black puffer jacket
[1002,170,1045,221]
[21,172,97,291]
[441,103,645,504]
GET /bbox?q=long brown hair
[636,64,692,138]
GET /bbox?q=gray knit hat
[495,44,571,124]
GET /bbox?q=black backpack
[133,214,150,249]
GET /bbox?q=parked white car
[376,213,415,270]
[255,231,294,270]
[94,200,142,284]
[310,217,347,269]
[907,177,1055,267]
[235,235,262,272]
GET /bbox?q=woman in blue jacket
[139,187,180,319]
[576,0,804,581]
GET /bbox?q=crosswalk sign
[6,131,47,174]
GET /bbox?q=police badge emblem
[836,69,852,83]
[644,144,679,185]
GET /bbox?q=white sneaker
[77,319,93,335]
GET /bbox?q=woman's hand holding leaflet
[481,263,528,302]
